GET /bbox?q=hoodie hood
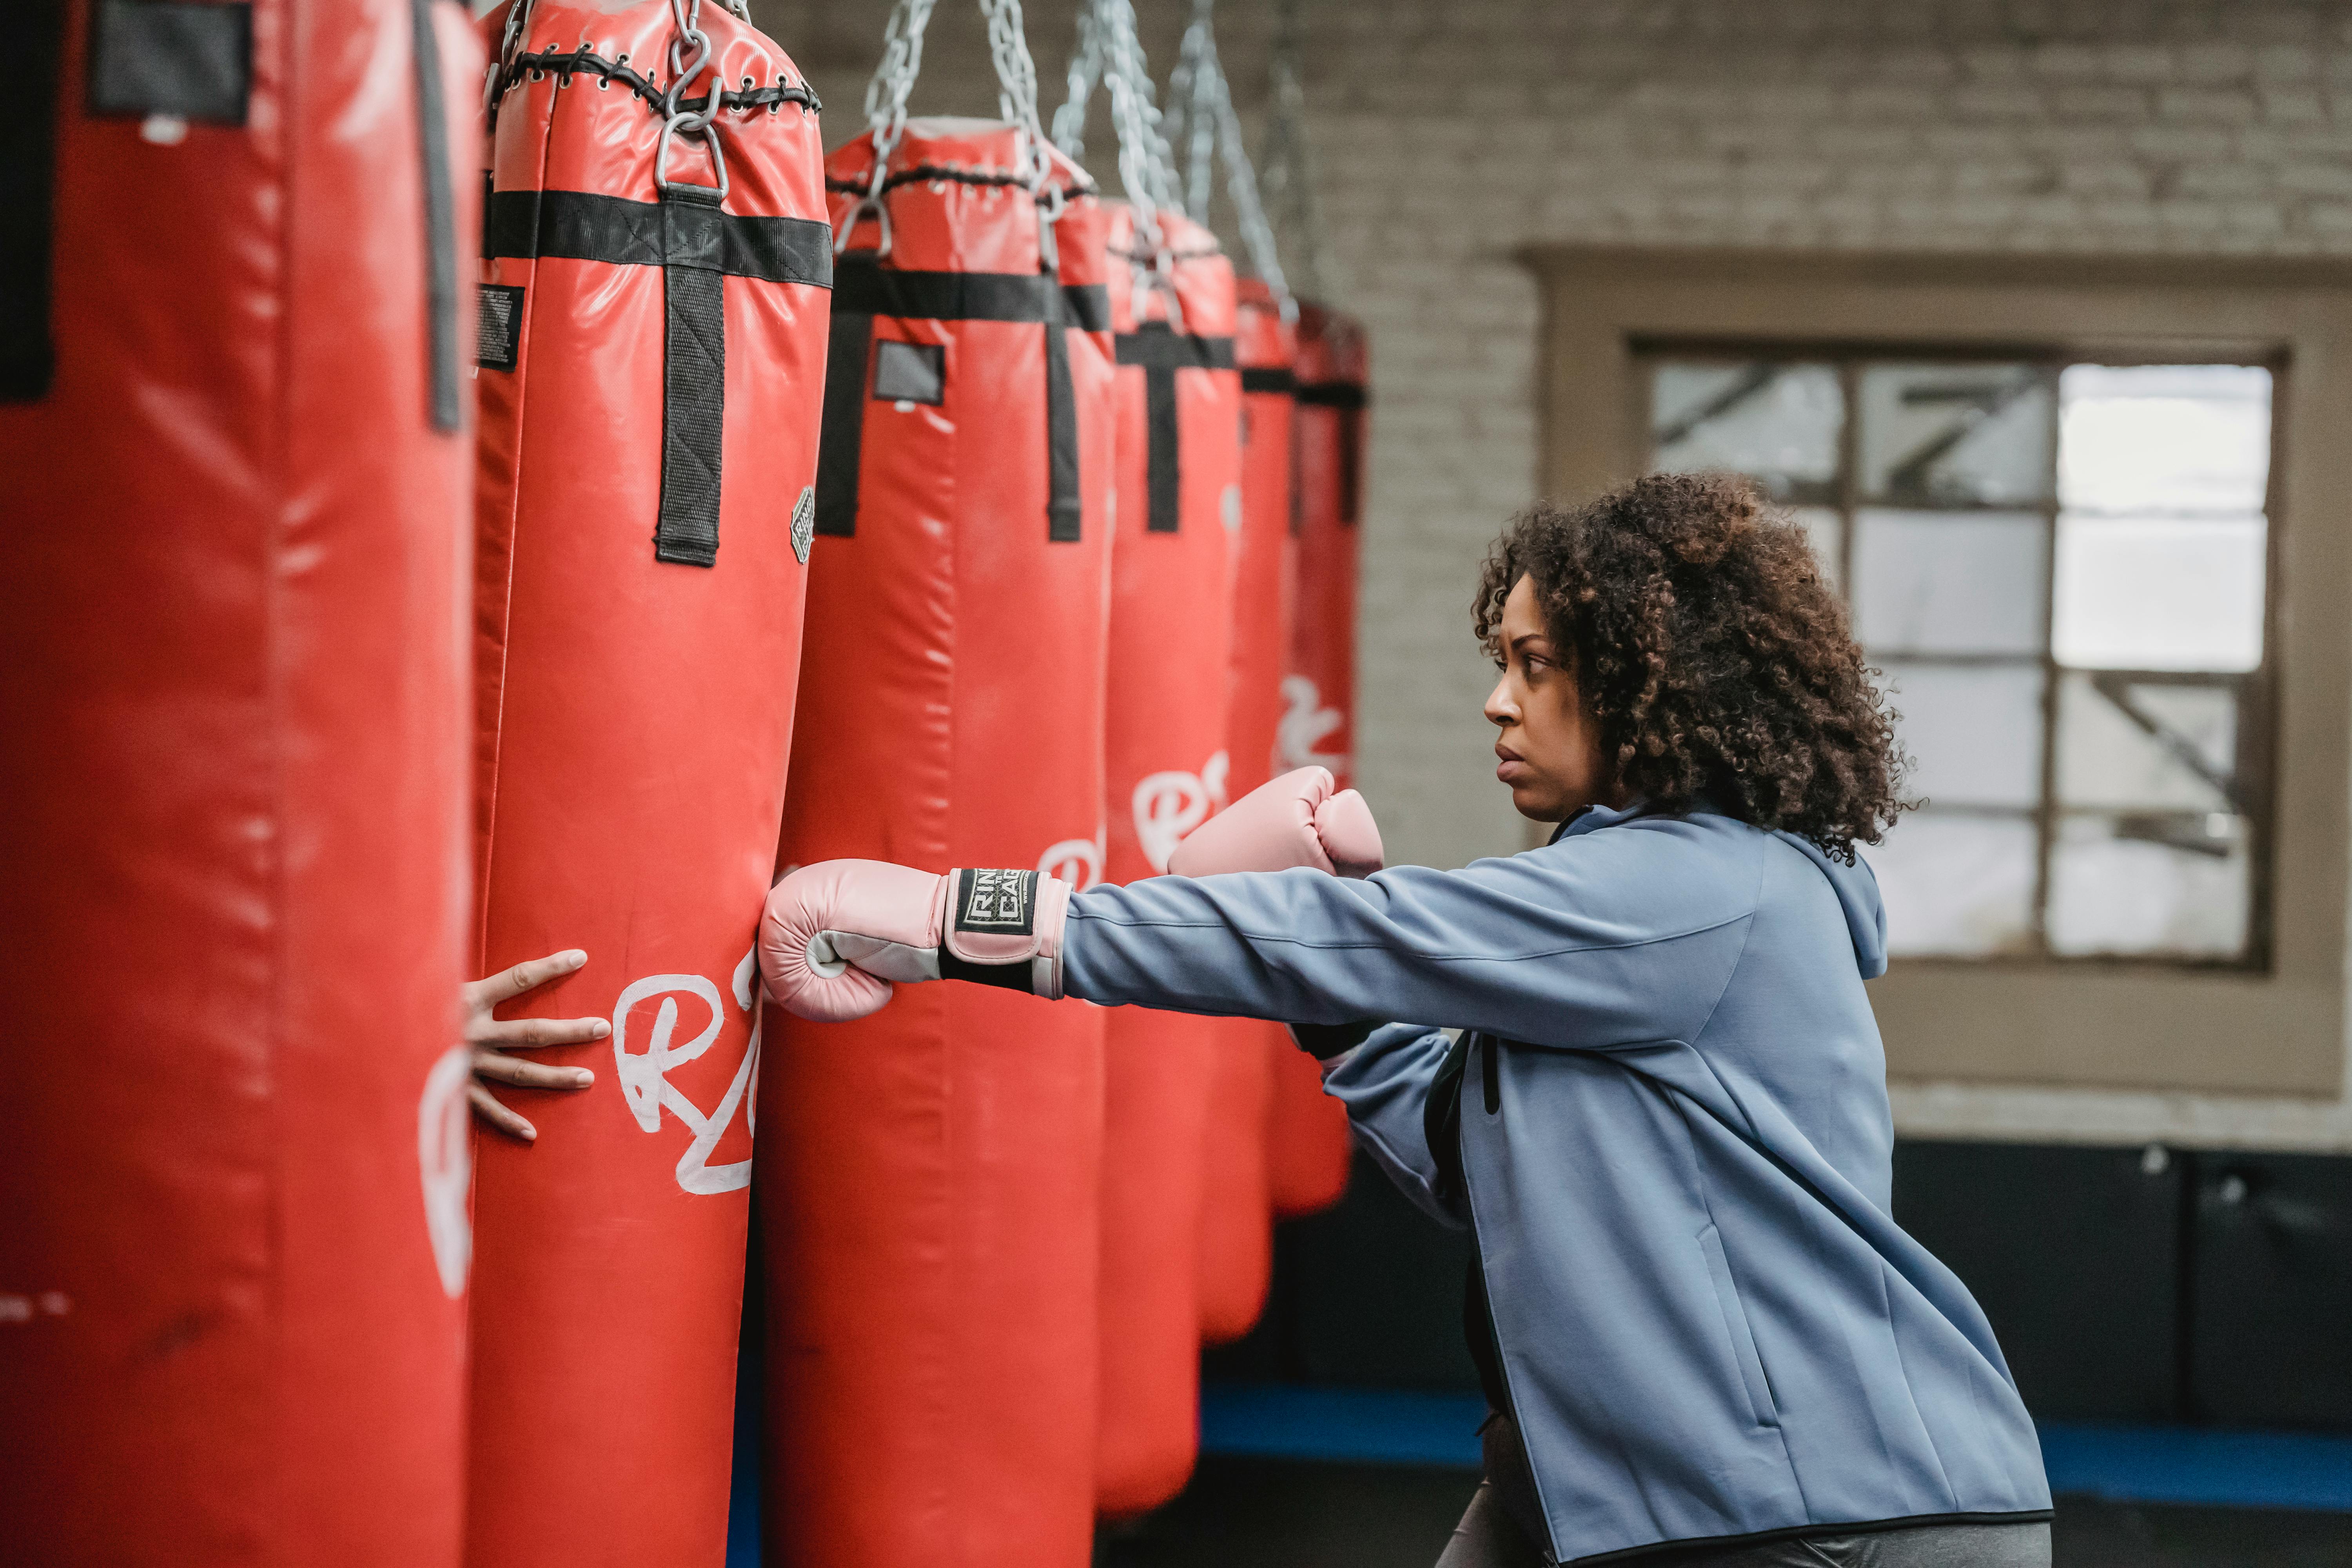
[1776,831,1889,980]
[1552,800,1890,979]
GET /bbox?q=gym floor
[1094,1456,2352,1568]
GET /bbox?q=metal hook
[655,114,730,201]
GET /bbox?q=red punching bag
[1267,301,1369,1219]
[760,107,1116,1568]
[466,5,828,1563]
[1196,278,1297,1343]
[0,1,479,1562]
[1097,205,1242,1515]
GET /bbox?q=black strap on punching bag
[479,186,833,564]
[1298,377,1368,528]
[654,182,729,566]
[0,3,66,403]
[813,256,1111,542]
[408,0,461,433]
[1112,322,1238,534]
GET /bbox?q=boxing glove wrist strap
[935,867,1069,1000]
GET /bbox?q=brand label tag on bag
[477,284,525,372]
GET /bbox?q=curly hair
[1473,472,1909,860]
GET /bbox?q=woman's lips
[1495,748,1530,784]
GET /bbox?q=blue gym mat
[1194,1383,2352,1514]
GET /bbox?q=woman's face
[1484,573,1621,823]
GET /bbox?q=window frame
[1633,343,2281,972]
[1518,247,2351,1097]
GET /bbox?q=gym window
[1522,249,2352,1096]
[1642,352,2276,968]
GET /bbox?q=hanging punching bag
[466,5,829,1564]
[1267,300,1368,1219]
[1097,204,1242,1515]
[0,1,479,1562]
[760,111,1116,1568]
[1195,277,1296,1344]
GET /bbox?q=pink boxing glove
[1168,766,1385,879]
[760,861,1072,1023]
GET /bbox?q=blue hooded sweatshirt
[1060,802,2051,1564]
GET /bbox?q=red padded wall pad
[1196,279,1298,1345]
[468,6,828,1564]
[0,2,480,1563]
[1267,301,1369,1220]
[1097,205,1241,1516]
[760,121,1116,1568]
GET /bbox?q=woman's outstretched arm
[1061,824,1755,1053]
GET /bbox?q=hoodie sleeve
[1317,1023,1469,1228]
[1061,823,1759,1053]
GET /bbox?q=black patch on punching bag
[2,4,65,401]
[87,0,254,123]
[870,339,944,405]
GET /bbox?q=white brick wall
[751,0,2352,1148]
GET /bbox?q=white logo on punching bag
[1038,832,1105,890]
[1132,749,1231,873]
[417,1045,473,1299]
[1277,675,1348,773]
[611,951,761,1197]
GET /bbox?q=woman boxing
[763,472,2053,1567]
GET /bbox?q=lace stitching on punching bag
[486,48,819,129]
[824,165,1093,200]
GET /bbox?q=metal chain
[1163,0,1290,318]
[840,0,934,252]
[980,0,1063,220]
[656,0,730,198]
[1165,0,1219,225]
[1088,0,1179,266]
[1258,0,1327,302]
[1216,72,1292,314]
[1050,2,1101,163]
[846,0,1065,256]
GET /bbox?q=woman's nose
[1484,673,1516,728]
